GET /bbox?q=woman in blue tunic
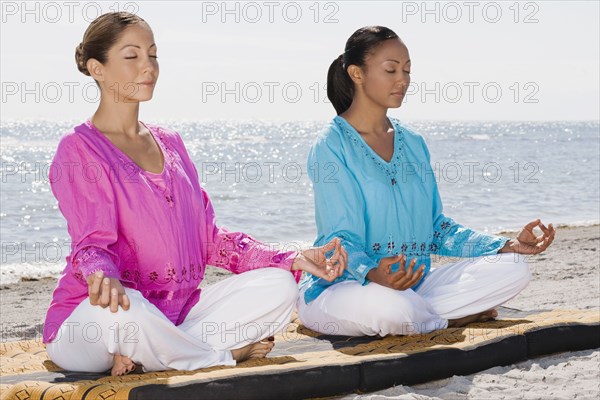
[297,26,556,336]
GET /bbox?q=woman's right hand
[86,271,130,313]
[366,254,424,290]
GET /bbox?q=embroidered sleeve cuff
[488,236,512,255]
[71,247,120,283]
[347,251,378,285]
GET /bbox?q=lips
[138,81,155,85]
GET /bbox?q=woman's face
[353,38,411,109]
[95,23,159,103]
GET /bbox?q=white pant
[46,268,298,373]
[297,253,531,337]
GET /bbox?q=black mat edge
[127,323,599,400]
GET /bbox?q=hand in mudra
[501,219,555,255]
[293,237,347,282]
[86,271,130,313]
[367,254,425,290]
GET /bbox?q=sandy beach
[1,224,599,398]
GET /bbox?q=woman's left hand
[500,219,555,254]
[292,238,347,281]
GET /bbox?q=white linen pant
[297,253,531,337]
[46,268,298,373]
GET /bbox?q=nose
[141,55,157,75]
[396,76,410,93]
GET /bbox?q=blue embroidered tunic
[300,116,510,303]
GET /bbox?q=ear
[346,64,364,85]
[87,58,105,82]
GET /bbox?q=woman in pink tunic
[43,12,346,376]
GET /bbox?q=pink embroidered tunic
[42,120,300,344]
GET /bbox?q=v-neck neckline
[335,115,397,166]
[86,118,167,176]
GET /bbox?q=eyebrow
[385,59,411,65]
[119,43,157,50]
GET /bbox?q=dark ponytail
[327,26,400,115]
[327,55,354,116]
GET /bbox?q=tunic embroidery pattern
[300,116,511,304]
[42,121,300,344]
[335,118,407,185]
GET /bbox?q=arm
[420,137,510,257]
[308,135,378,284]
[166,128,302,281]
[201,187,302,281]
[49,135,121,284]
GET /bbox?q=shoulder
[54,122,96,159]
[390,117,430,151]
[389,117,425,142]
[311,118,348,158]
[143,123,193,162]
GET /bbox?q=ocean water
[1,120,598,284]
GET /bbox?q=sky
[1,0,599,122]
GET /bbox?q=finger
[110,287,119,313]
[89,271,103,305]
[400,262,425,289]
[321,238,339,253]
[121,293,131,311]
[328,252,341,268]
[100,278,110,308]
[398,258,417,284]
[380,254,402,267]
[407,265,425,287]
[390,269,407,287]
[524,219,540,231]
[335,251,347,277]
[534,233,546,244]
[325,263,335,278]
[540,232,555,250]
[407,258,416,275]
[334,238,343,254]
[390,259,412,284]
[539,229,555,247]
[338,246,348,262]
[548,228,556,243]
[537,220,551,234]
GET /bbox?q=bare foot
[231,336,275,363]
[111,353,136,376]
[447,308,498,328]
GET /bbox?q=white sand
[1,225,599,398]
[340,225,600,399]
[342,349,599,399]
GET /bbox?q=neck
[92,96,142,138]
[340,95,389,136]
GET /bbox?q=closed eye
[124,56,159,59]
[386,70,396,74]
